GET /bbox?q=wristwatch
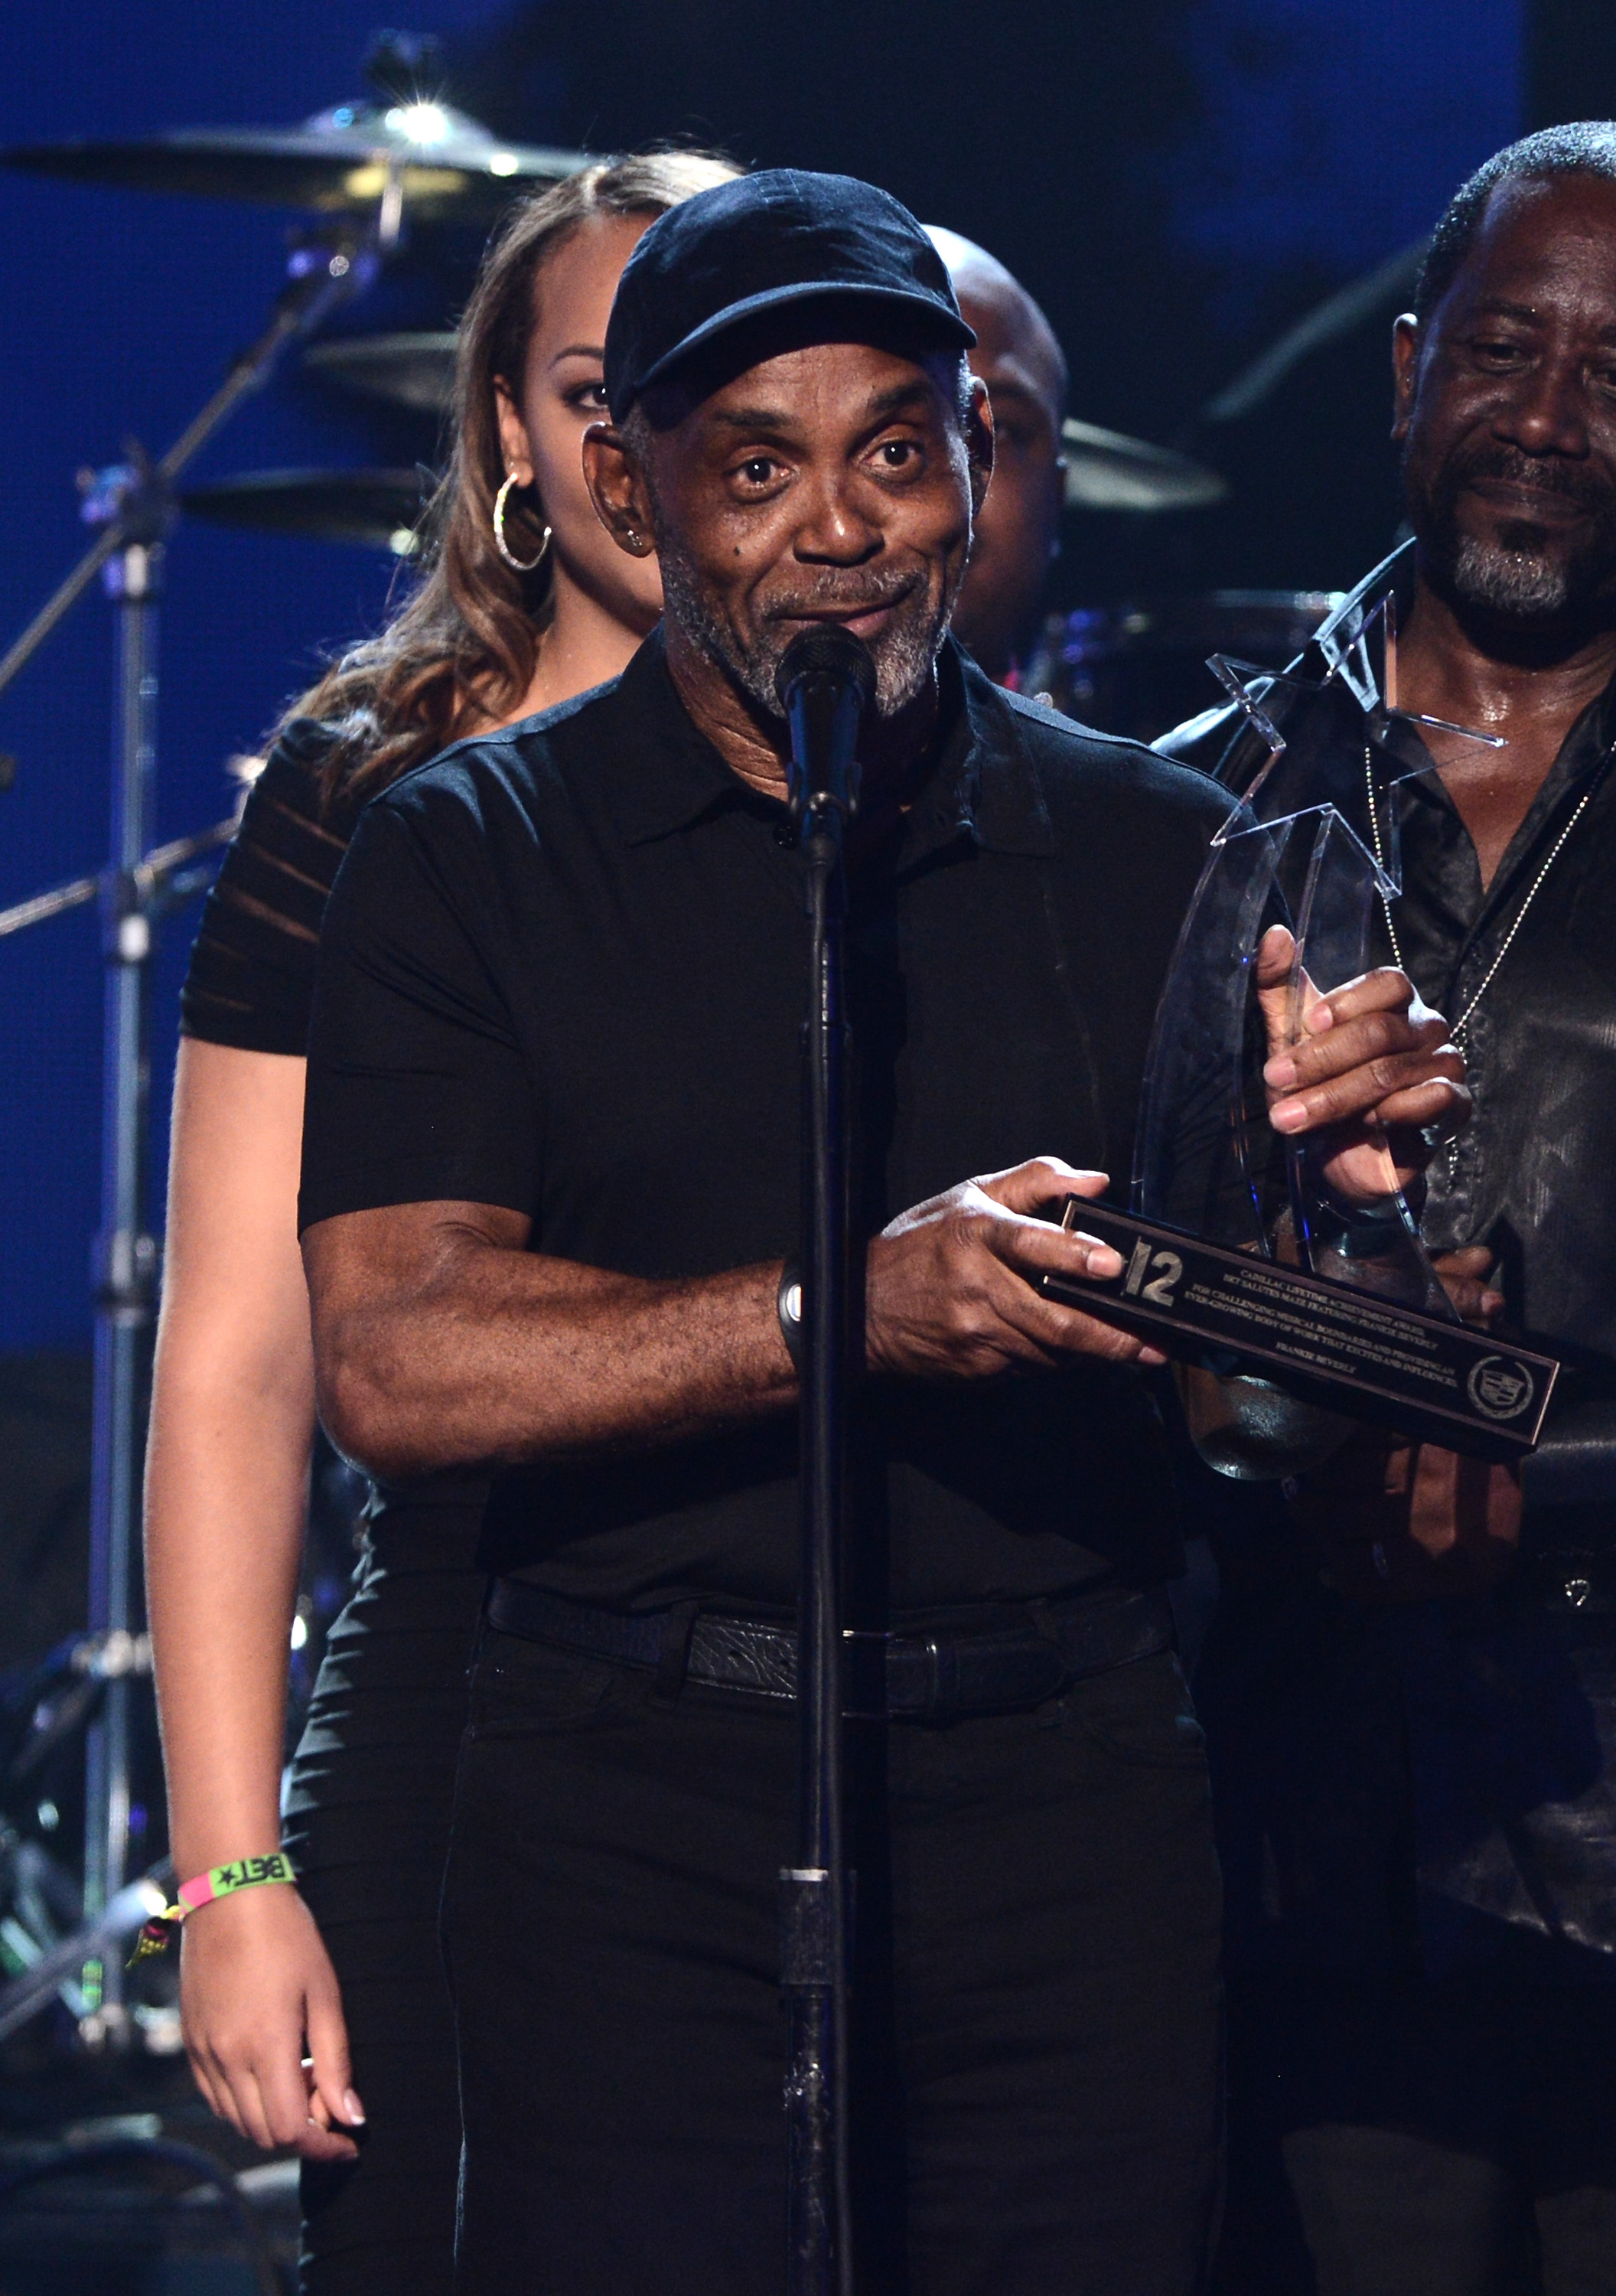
[777,1258,805,1376]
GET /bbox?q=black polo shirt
[300,631,1227,1618]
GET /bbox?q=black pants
[1225,1972,1616,2296]
[284,1514,485,2294]
[442,1623,1223,2295]
[1198,1556,1616,2296]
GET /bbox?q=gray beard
[1449,531,1572,619]
[658,542,945,722]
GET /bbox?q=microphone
[774,625,875,823]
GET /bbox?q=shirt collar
[613,627,1057,858]
[918,641,1057,858]
[1322,534,1616,792]
[1308,534,1416,669]
[610,628,754,846]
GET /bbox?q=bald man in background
[928,226,1069,684]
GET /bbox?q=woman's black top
[181,719,364,1055]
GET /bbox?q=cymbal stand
[0,228,373,2047]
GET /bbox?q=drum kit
[0,52,593,2056]
[0,46,1335,2060]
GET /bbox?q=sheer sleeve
[179,720,365,1057]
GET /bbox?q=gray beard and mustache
[1413,441,1616,624]
[656,543,953,721]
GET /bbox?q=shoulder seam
[378,677,619,803]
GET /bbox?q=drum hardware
[1024,590,1342,745]
[0,1634,158,2038]
[0,1860,173,2046]
[0,104,588,229]
[0,179,408,2057]
[0,1832,96,2030]
[1059,417,1227,513]
[0,231,379,711]
[0,53,584,2045]
[297,332,1236,529]
[6,1632,155,1792]
[180,466,434,554]
[303,328,458,413]
[0,54,589,2067]
[0,817,239,942]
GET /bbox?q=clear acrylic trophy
[1040,601,1559,1466]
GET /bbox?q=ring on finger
[1419,1099,1465,1150]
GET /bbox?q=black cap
[604,168,976,421]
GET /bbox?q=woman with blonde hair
[145,148,739,2292]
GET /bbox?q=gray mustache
[1458,448,1611,514]
[764,579,920,623]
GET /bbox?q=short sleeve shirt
[180,720,360,1055]
[300,632,1227,1617]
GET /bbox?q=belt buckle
[841,1627,891,1720]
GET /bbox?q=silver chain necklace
[1366,737,1608,1186]
[1364,737,1608,1043]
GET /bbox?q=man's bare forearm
[303,1201,797,1481]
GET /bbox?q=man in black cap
[297,170,1465,2294]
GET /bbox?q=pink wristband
[128,1851,296,1965]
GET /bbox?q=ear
[1390,313,1421,443]
[494,378,533,484]
[582,421,658,557]
[964,373,995,517]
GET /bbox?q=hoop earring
[493,472,552,574]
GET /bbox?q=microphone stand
[777,631,873,2296]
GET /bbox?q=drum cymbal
[305,331,458,414]
[1,101,589,225]
[180,468,430,552]
[1025,589,1339,745]
[1060,419,1227,514]
[303,343,1234,517]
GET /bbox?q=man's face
[630,338,988,721]
[1396,173,1616,631]
[950,278,1065,680]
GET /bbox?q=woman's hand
[180,1884,363,2161]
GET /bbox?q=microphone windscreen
[774,625,876,716]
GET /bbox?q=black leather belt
[486,1577,1175,1721]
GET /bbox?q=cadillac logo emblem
[1467,1355,1536,1422]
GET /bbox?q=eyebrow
[547,341,606,367]
[862,378,939,423]
[709,378,940,435]
[709,404,795,433]
[1468,297,1616,345]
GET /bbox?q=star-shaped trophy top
[1205,595,1504,900]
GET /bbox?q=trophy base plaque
[1038,1198,1559,1460]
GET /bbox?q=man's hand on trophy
[1253,923,1469,1202]
[1286,1249,1516,1600]
[1432,1244,1505,1326]
[865,1157,1168,1378]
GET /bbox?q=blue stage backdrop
[0,0,1523,1350]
